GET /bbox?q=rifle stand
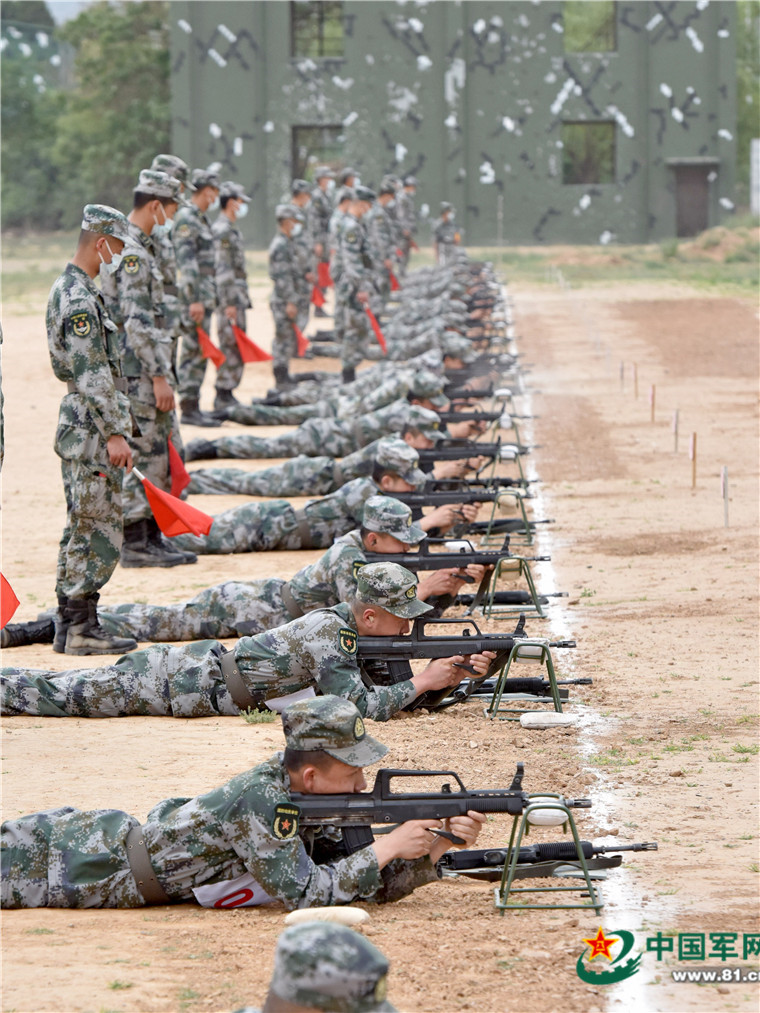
[494,798,604,915]
[483,640,561,719]
[481,489,533,546]
[483,556,545,619]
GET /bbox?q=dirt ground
[1,252,758,1013]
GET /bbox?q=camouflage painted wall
[170,1,737,247]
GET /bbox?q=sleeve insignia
[272,803,300,840]
[177,223,191,238]
[351,560,366,579]
[69,311,93,337]
[345,230,358,244]
[122,254,140,275]
[338,627,358,656]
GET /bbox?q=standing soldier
[149,154,191,374]
[334,185,377,384]
[310,165,335,315]
[112,169,195,569]
[396,174,419,273]
[433,202,461,265]
[47,205,138,656]
[212,181,252,410]
[366,178,397,313]
[289,179,315,334]
[269,203,304,389]
[173,167,220,426]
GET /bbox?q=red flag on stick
[232,324,272,363]
[293,323,310,357]
[311,285,326,308]
[196,326,226,368]
[364,307,387,355]
[0,573,20,628]
[317,262,333,288]
[167,438,191,497]
[389,271,400,292]
[133,467,213,538]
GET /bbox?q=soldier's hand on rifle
[418,504,465,533]
[285,302,298,320]
[433,459,472,479]
[152,376,175,412]
[462,650,498,677]
[189,302,205,324]
[224,305,238,322]
[461,563,492,585]
[372,818,442,866]
[446,418,488,439]
[417,656,470,690]
[428,812,487,863]
[106,434,133,472]
[457,503,482,524]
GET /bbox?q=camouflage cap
[275,202,305,222]
[150,153,190,186]
[191,168,220,191]
[220,180,251,202]
[440,201,454,213]
[441,333,476,364]
[362,495,427,546]
[353,184,376,203]
[403,404,443,443]
[80,204,130,242]
[403,174,418,187]
[339,167,356,184]
[291,178,312,195]
[410,369,449,409]
[355,562,432,619]
[378,178,396,196]
[282,696,388,767]
[314,165,336,180]
[336,186,355,204]
[374,437,427,490]
[135,169,181,201]
[269,922,396,1012]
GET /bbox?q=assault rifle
[416,441,531,466]
[290,762,592,854]
[439,841,658,881]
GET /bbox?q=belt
[293,510,314,549]
[67,378,127,394]
[125,825,173,905]
[163,283,178,297]
[280,582,304,619]
[220,650,268,712]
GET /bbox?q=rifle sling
[219,650,268,712]
[280,582,305,619]
[293,510,314,549]
[125,825,173,905]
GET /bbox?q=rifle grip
[342,825,375,854]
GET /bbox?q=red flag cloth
[395,247,403,258]
[293,324,310,357]
[389,271,400,292]
[311,285,326,308]
[168,438,191,497]
[317,262,333,288]
[0,573,20,628]
[134,468,213,537]
[196,326,226,368]
[364,307,387,354]
[232,324,273,363]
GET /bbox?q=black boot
[63,595,138,656]
[214,388,239,410]
[145,517,197,565]
[184,439,219,462]
[180,397,219,427]
[314,305,330,318]
[341,366,356,384]
[53,594,69,653]
[273,365,293,390]
[1,616,56,649]
[120,519,188,568]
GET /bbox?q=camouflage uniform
[366,198,395,307]
[433,206,460,266]
[269,209,301,374]
[150,154,192,372]
[47,217,133,601]
[212,206,251,394]
[1,697,439,910]
[310,169,335,300]
[335,205,375,374]
[173,175,218,402]
[396,180,418,272]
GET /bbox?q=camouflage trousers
[55,456,124,600]
[171,500,302,555]
[187,456,342,497]
[341,299,373,371]
[122,375,176,526]
[0,639,239,718]
[185,418,355,461]
[270,302,298,372]
[177,309,213,401]
[99,578,290,641]
[225,401,319,427]
[215,306,245,392]
[1,807,144,908]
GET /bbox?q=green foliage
[1,0,170,231]
[242,707,277,724]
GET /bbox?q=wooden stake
[689,432,697,489]
[633,363,639,398]
[649,384,656,422]
[721,466,729,527]
[619,361,625,389]
[672,409,679,453]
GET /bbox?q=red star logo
[582,926,619,962]
[281,819,291,830]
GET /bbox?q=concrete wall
[170,1,737,247]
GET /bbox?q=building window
[563,1,616,53]
[291,1,344,59]
[562,122,616,184]
[292,125,344,180]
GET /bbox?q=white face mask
[290,222,303,238]
[99,239,122,275]
[386,198,396,209]
[152,202,167,229]
[325,179,336,195]
[236,202,249,219]
[208,197,220,213]
[353,175,362,187]
[449,211,456,221]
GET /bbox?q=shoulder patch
[69,311,93,337]
[345,230,358,245]
[122,254,140,275]
[272,802,300,840]
[338,627,358,656]
[177,223,191,238]
[351,559,366,580]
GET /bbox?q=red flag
[317,262,333,288]
[389,271,400,292]
[395,247,403,258]
[0,573,20,628]
[196,326,226,368]
[232,324,273,363]
[133,468,213,538]
[293,323,310,357]
[364,307,387,354]
[311,285,326,308]
[168,438,191,497]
